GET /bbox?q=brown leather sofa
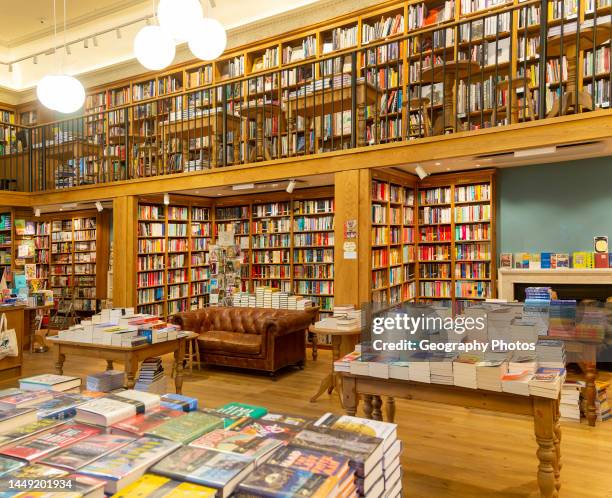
[170,307,318,375]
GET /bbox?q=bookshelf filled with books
[214,203,251,292]
[369,170,417,305]
[0,210,13,284]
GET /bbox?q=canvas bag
[0,313,19,359]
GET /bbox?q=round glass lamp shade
[157,0,203,42]
[36,74,85,114]
[188,17,227,61]
[134,25,176,71]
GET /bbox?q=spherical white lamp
[188,17,227,61]
[134,25,176,71]
[157,0,203,43]
[36,74,86,114]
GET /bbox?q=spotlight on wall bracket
[415,165,429,180]
[95,201,103,212]
[34,208,41,217]
[286,179,297,193]
[163,193,170,205]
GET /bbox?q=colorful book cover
[14,219,26,236]
[0,455,25,477]
[0,407,37,426]
[79,437,181,481]
[0,390,53,409]
[111,473,216,497]
[260,412,313,427]
[231,418,303,442]
[111,407,184,437]
[236,463,337,497]
[1,423,102,462]
[0,419,63,447]
[267,444,350,478]
[556,253,570,268]
[20,374,81,390]
[541,252,552,269]
[160,393,198,412]
[146,411,224,444]
[151,446,254,489]
[189,429,283,462]
[34,393,91,420]
[572,251,588,268]
[200,408,245,429]
[1,462,67,480]
[40,434,135,471]
[499,253,513,268]
[316,413,397,449]
[217,402,268,419]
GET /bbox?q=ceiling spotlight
[95,201,103,212]
[33,55,38,64]
[163,193,170,205]
[93,36,98,47]
[65,45,71,55]
[286,179,296,194]
[8,64,12,73]
[435,162,441,166]
[84,38,89,48]
[415,165,429,180]
[34,208,41,217]
[116,28,122,39]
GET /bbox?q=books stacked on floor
[528,367,566,398]
[560,380,584,421]
[535,340,566,368]
[595,379,611,423]
[0,381,403,497]
[87,370,124,392]
[548,300,577,338]
[135,357,167,394]
[501,354,538,396]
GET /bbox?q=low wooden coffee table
[47,332,198,394]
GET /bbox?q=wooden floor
[4,349,612,498]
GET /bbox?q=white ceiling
[0,0,322,96]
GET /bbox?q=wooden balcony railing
[1,0,610,192]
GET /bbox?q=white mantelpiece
[498,268,612,300]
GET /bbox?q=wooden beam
[112,196,138,308]
[0,192,31,208]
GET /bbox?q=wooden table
[541,335,602,426]
[47,333,197,393]
[421,60,481,134]
[341,374,561,498]
[308,322,361,403]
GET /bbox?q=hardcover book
[0,407,37,433]
[160,393,198,412]
[235,463,337,498]
[111,473,216,497]
[217,402,267,419]
[0,390,53,409]
[0,419,64,447]
[314,412,398,451]
[75,397,138,426]
[267,444,350,479]
[231,418,303,442]
[0,455,25,477]
[40,433,135,471]
[145,411,224,444]
[79,437,181,494]
[260,412,313,427]
[200,407,244,428]
[19,374,81,392]
[112,390,160,412]
[34,393,91,420]
[0,423,102,462]
[189,429,283,464]
[151,446,254,498]
[64,473,107,498]
[1,462,67,481]
[110,407,184,437]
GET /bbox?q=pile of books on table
[56,308,184,346]
[0,373,403,497]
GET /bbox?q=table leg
[553,399,562,496]
[386,396,396,423]
[311,333,318,361]
[372,395,383,421]
[124,357,138,390]
[174,341,185,394]
[106,360,114,371]
[363,395,374,419]
[310,374,333,403]
[55,351,65,375]
[584,350,598,427]
[342,375,358,416]
[533,397,557,498]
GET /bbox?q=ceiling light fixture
[84,38,89,48]
[33,55,38,64]
[514,146,557,158]
[188,17,227,61]
[134,25,175,71]
[232,183,255,191]
[36,0,85,114]
[164,193,170,205]
[8,64,12,73]
[415,165,429,180]
[116,28,122,39]
[286,179,297,193]
[95,201,103,212]
[93,36,98,47]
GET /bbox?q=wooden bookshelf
[0,210,13,284]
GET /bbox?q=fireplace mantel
[498,268,612,300]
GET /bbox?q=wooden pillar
[334,169,370,307]
[112,196,138,308]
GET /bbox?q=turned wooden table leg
[553,398,562,497]
[106,360,114,371]
[124,356,138,390]
[311,332,318,361]
[533,397,557,498]
[386,396,396,423]
[174,340,185,394]
[363,395,374,419]
[372,395,383,421]
[342,375,357,416]
[584,348,598,427]
[55,350,65,375]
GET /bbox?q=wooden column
[334,169,370,307]
[112,196,138,308]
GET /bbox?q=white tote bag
[0,313,19,359]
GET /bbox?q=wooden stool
[172,335,200,376]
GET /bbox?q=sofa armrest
[169,312,203,334]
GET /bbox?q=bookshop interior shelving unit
[367,168,496,312]
[136,188,335,320]
[0,209,13,284]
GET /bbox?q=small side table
[309,322,361,403]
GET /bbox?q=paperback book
[19,374,81,392]
[145,411,224,444]
[110,407,184,437]
[111,473,216,497]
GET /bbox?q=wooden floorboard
[3,350,612,498]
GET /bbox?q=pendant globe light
[157,0,203,43]
[188,17,227,61]
[134,25,176,70]
[36,0,85,113]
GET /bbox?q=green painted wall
[497,157,612,254]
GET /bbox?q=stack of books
[595,379,611,422]
[333,351,361,373]
[575,306,607,340]
[560,380,584,421]
[86,371,124,392]
[528,367,566,398]
[452,354,481,389]
[407,352,431,383]
[232,290,314,310]
[476,360,507,391]
[548,300,577,338]
[271,292,289,309]
[501,353,537,396]
[135,358,167,394]
[429,354,455,385]
[333,305,364,329]
[535,340,566,368]
[523,287,551,336]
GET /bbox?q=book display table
[309,322,361,403]
[341,374,562,498]
[47,332,198,394]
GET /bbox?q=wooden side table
[308,323,361,403]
